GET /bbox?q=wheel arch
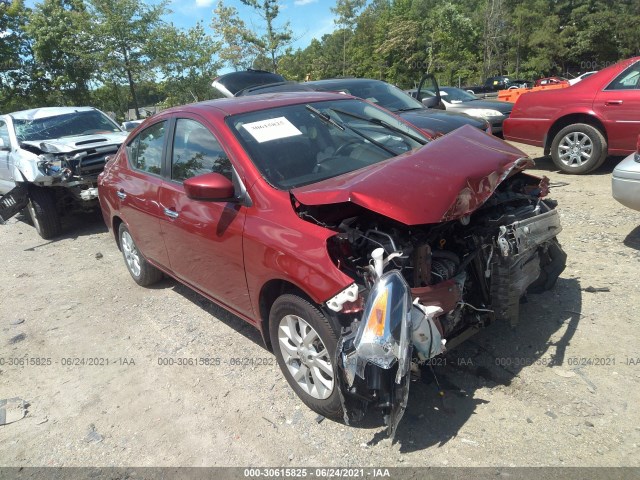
[258,279,343,351]
[112,215,124,250]
[544,113,607,155]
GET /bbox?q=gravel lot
[1,142,639,468]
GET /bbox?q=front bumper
[612,152,640,212]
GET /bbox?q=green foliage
[26,0,94,105]
[151,22,222,107]
[0,0,49,113]
[277,0,639,88]
[211,0,293,73]
[2,0,638,117]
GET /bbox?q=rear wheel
[551,123,607,174]
[118,223,163,286]
[269,294,342,420]
[27,186,61,239]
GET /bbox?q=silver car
[612,134,640,212]
[0,107,127,238]
[433,87,512,133]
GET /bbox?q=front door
[594,60,640,154]
[158,116,252,318]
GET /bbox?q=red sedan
[504,57,640,174]
[98,92,564,428]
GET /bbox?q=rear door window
[126,121,166,175]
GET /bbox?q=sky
[168,0,339,51]
[24,0,340,55]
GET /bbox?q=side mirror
[184,172,235,201]
[0,138,9,151]
[421,96,440,108]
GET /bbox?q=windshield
[312,80,424,113]
[228,98,428,189]
[13,110,122,142]
[441,87,478,102]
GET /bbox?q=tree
[26,0,94,105]
[210,0,255,71]
[211,0,293,73]
[85,0,169,119]
[240,0,293,73]
[1,0,55,112]
[331,0,366,76]
[151,22,221,107]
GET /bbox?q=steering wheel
[334,140,360,157]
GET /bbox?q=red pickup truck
[504,57,640,174]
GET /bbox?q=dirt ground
[1,142,639,468]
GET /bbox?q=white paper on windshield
[242,117,303,143]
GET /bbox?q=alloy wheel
[277,314,334,400]
[121,230,141,277]
[558,131,593,168]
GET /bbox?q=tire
[118,223,163,286]
[269,294,343,420]
[27,186,61,239]
[551,123,607,174]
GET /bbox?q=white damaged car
[0,107,127,238]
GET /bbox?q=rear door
[118,120,171,268]
[158,115,251,317]
[594,60,640,153]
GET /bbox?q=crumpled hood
[292,125,534,225]
[21,132,127,154]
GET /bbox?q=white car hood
[21,132,127,154]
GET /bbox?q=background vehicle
[612,134,640,211]
[409,84,512,133]
[0,107,127,238]
[534,76,569,87]
[212,73,492,136]
[212,69,286,97]
[568,71,598,85]
[504,57,640,174]
[99,92,564,433]
[465,76,531,96]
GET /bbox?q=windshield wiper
[395,106,423,112]
[305,105,344,131]
[306,104,397,155]
[329,108,428,145]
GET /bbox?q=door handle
[116,190,127,200]
[606,100,623,105]
[163,208,179,219]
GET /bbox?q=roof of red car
[163,92,354,118]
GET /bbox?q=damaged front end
[18,139,122,201]
[335,249,445,438]
[297,137,567,436]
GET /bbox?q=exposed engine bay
[20,140,120,199]
[295,171,566,437]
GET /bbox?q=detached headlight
[465,108,503,119]
[354,271,412,370]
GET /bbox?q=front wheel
[269,294,342,420]
[551,123,607,174]
[27,186,61,239]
